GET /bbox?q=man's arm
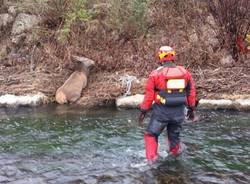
[186,72,196,108]
[140,75,156,111]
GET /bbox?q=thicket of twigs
[208,0,250,59]
[33,0,249,70]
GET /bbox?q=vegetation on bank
[0,0,250,105]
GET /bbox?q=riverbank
[116,94,250,111]
[1,63,250,110]
[1,1,249,110]
[1,91,250,111]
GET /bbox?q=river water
[0,105,249,184]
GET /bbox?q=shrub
[208,0,250,59]
[57,0,92,43]
[108,0,149,38]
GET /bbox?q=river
[0,105,249,184]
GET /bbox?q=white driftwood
[199,99,234,109]
[0,93,47,107]
[116,94,250,110]
[116,94,144,108]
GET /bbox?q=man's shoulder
[149,66,164,76]
[176,65,191,74]
[176,65,186,70]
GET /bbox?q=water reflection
[0,106,249,183]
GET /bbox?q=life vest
[156,66,187,106]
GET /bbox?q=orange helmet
[157,46,176,63]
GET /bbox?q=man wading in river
[138,46,197,164]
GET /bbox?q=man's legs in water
[144,115,165,163]
[167,121,183,156]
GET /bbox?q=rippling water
[0,105,249,184]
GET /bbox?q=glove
[138,108,147,127]
[186,107,195,121]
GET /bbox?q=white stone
[116,95,250,110]
[189,32,199,43]
[199,99,233,107]
[0,13,14,27]
[0,45,8,57]
[200,24,219,47]
[206,15,217,28]
[235,99,250,109]
[8,6,17,15]
[220,54,235,65]
[0,93,47,107]
[116,94,144,108]
[11,13,41,35]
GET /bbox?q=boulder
[0,44,8,58]
[220,54,235,66]
[235,99,250,110]
[199,98,250,110]
[0,13,14,27]
[206,15,217,28]
[11,13,41,35]
[116,94,144,108]
[188,30,199,43]
[8,6,18,16]
[116,95,250,110]
[200,24,219,49]
[0,93,48,107]
[199,99,234,109]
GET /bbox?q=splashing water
[0,106,249,184]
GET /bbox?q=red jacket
[140,65,196,111]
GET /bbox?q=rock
[116,95,250,110]
[1,166,18,177]
[0,45,8,58]
[49,176,86,184]
[7,178,45,184]
[206,14,217,28]
[200,24,219,48]
[116,94,144,108]
[11,13,41,35]
[0,176,10,183]
[0,93,48,107]
[188,31,199,43]
[199,99,233,107]
[8,6,18,16]
[92,3,109,19]
[11,33,26,45]
[199,99,234,109]
[235,99,250,110]
[0,13,14,27]
[220,54,235,66]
